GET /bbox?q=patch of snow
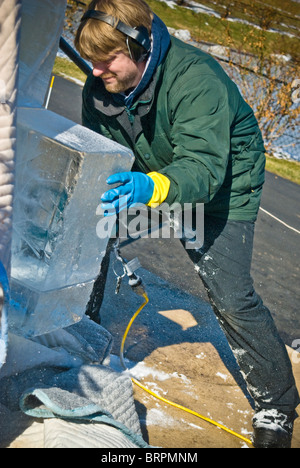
[270,53,292,63]
[207,45,230,57]
[157,0,177,8]
[168,27,191,42]
[216,371,228,381]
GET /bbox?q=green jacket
[82,37,266,221]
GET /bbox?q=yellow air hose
[120,291,253,447]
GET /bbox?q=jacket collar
[121,14,170,108]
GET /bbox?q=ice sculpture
[17,0,66,108]
[10,108,133,337]
[9,0,134,337]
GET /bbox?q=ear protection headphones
[81,10,151,63]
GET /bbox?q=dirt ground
[131,335,300,449]
[99,252,300,449]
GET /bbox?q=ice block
[9,107,134,337]
[17,0,67,108]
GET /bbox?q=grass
[147,0,300,62]
[265,155,300,185]
[181,0,300,34]
[53,56,88,84]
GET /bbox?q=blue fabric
[116,14,170,109]
[101,171,154,215]
[0,261,9,302]
[0,260,9,368]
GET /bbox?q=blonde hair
[75,0,153,62]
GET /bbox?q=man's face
[92,51,145,94]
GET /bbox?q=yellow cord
[120,292,253,447]
[120,292,149,370]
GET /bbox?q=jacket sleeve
[160,73,231,206]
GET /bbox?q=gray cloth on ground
[0,317,148,448]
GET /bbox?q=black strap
[81,10,151,52]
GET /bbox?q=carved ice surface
[17,0,67,108]
[9,107,134,337]
[8,0,135,339]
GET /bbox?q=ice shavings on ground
[186,421,205,431]
[196,352,206,359]
[146,407,177,427]
[145,406,205,431]
[216,372,229,382]
[129,361,175,381]
[241,427,252,436]
[109,354,191,385]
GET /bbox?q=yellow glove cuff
[146,172,171,208]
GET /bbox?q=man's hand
[101,171,154,216]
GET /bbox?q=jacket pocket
[232,130,265,182]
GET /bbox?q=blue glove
[101,172,155,216]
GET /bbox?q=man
[75,0,299,448]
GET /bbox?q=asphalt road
[48,75,300,346]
